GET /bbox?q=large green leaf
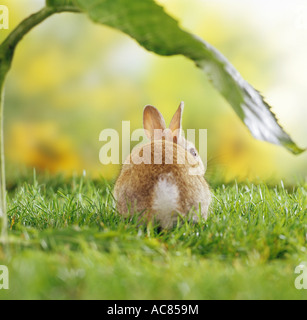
[53,0,302,154]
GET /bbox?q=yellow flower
[7,122,83,175]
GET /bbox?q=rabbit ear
[169,102,184,141]
[143,105,167,140]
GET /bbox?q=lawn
[0,175,306,300]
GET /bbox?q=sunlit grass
[0,175,306,299]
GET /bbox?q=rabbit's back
[114,140,211,228]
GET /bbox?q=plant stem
[1,6,80,54]
[0,5,80,240]
[0,77,6,240]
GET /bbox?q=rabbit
[113,102,211,229]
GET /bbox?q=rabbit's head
[143,102,205,175]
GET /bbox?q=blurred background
[1,0,306,186]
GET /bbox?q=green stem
[0,5,80,240]
[0,77,6,240]
[1,6,80,52]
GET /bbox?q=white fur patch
[152,174,179,228]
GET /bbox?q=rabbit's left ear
[169,102,184,141]
[143,105,166,140]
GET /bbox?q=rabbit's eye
[189,148,197,157]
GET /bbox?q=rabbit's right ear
[143,105,166,140]
[169,101,184,143]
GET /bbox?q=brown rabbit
[114,102,211,228]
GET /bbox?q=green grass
[0,175,306,299]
